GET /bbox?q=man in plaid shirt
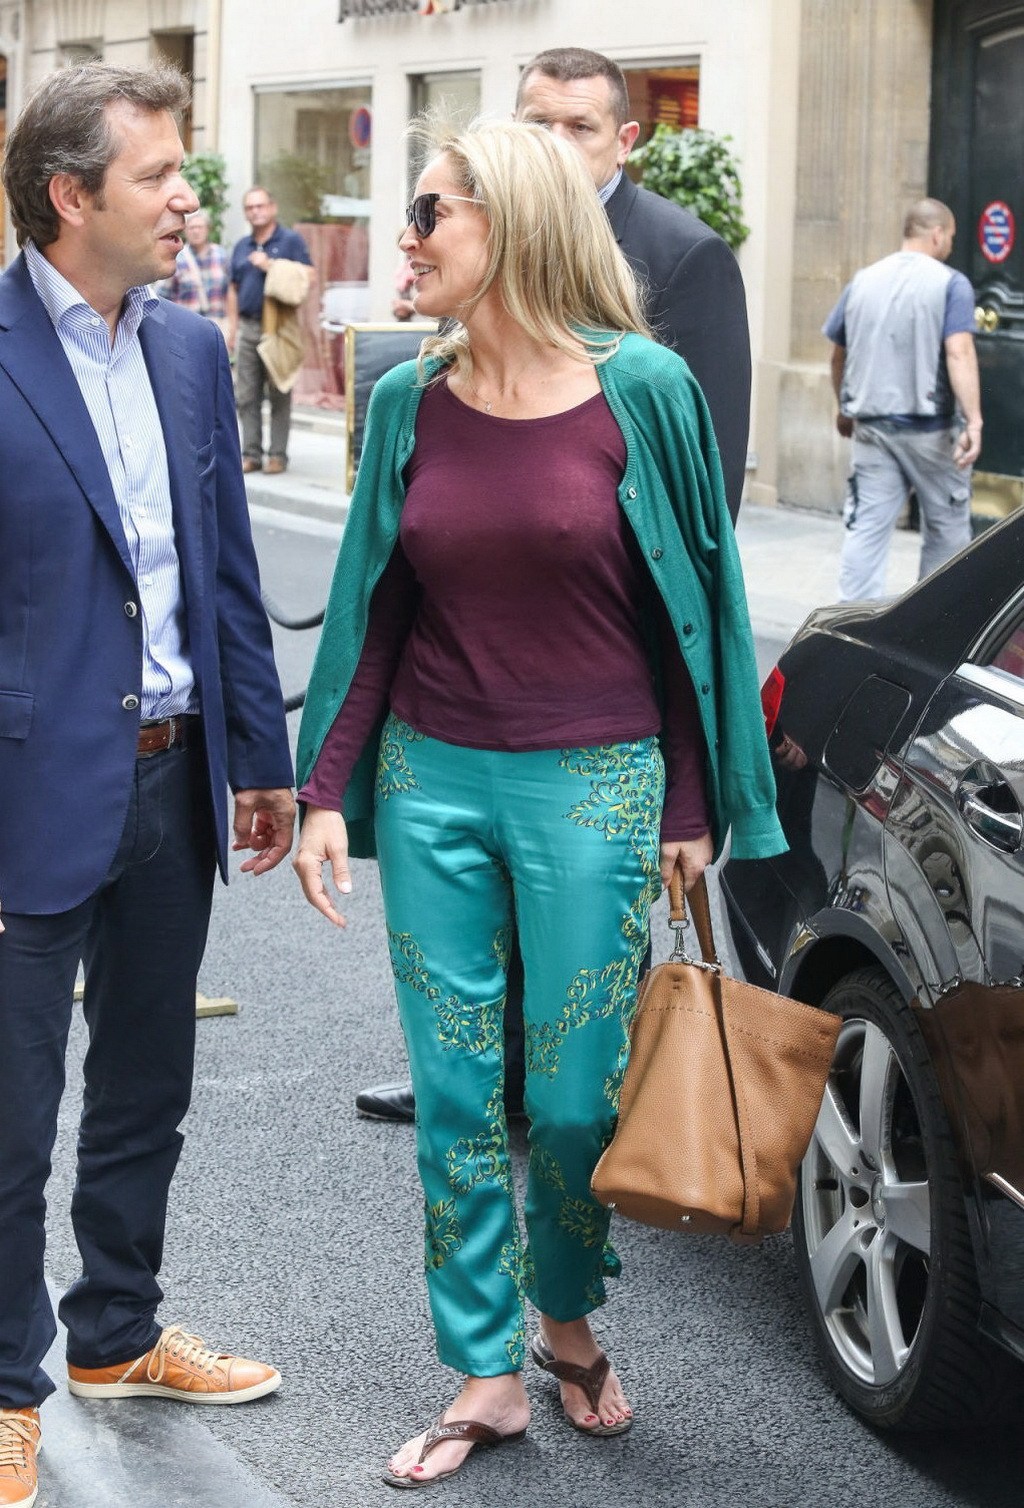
[158,209,229,320]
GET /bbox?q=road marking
[195,995,239,1018]
[72,981,238,1017]
[248,501,345,541]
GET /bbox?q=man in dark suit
[516,47,751,520]
[355,45,752,1124]
[0,64,294,1505]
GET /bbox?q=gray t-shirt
[823,252,975,422]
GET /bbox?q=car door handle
[958,790,1024,854]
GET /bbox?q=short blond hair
[409,117,650,381]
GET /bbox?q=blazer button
[626,486,637,500]
[701,683,710,695]
[651,548,663,560]
[122,694,140,710]
[683,621,694,635]
[124,601,138,618]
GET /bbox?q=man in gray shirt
[824,197,982,599]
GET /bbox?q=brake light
[761,666,785,739]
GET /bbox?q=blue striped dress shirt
[25,240,196,719]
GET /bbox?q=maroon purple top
[300,380,709,841]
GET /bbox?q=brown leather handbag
[591,873,841,1243]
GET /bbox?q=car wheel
[792,965,1019,1429]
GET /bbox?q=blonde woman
[294,119,783,1488]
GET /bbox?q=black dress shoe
[355,1080,416,1122]
[355,1079,527,1122]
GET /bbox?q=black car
[721,509,1024,1431]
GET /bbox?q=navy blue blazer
[606,174,751,521]
[0,254,293,914]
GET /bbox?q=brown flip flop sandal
[382,1412,527,1490]
[529,1335,633,1437]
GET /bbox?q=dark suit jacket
[605,173,751,520]
[0,254,293,914]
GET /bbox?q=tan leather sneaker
[0,1408,41,1508]
[66,1326,281,1405]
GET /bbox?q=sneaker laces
[0,1412,38,1471]
[146,1326,224,1383]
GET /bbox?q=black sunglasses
[405,192,484,237]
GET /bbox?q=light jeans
[839,420,972,601]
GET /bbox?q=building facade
[0,0,218,264]
[4,2,1019,515]
[217,0,804,457]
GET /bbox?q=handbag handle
[667,871,720,967]
[668,868,761,1238]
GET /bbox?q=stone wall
[21,0,211,146]
[768,0,933,511]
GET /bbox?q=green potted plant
[634,125,749,252]
[182,151,230,242]
[258,152,331,226]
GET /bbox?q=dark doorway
[152,29,195,151]
[0,55,6,266]
[932,1,1024,481]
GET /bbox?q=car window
[988,620,1024,682]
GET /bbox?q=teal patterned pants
[374,714,663,1377]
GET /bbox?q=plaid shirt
[158,241,230,318]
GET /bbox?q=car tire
[792,965,1020,1429]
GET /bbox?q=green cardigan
[296,333,786,863]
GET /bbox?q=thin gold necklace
[469,365,544,415]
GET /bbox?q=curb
[244,480,348,528]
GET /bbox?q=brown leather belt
[137,716,198,757]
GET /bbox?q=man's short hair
[903,197,954,239]
[243,186,274,206]
[1,62,190,249]
[517,48,630,129]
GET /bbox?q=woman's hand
[660,833,713,894]
[292,806,353,928]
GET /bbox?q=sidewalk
[250,418,921,640]
[243,412,348,526]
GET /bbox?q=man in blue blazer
[0,63,294,1503]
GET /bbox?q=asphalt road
[38,512,1021,1508]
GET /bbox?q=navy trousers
[0,740,216,1407]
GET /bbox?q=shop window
[152,31,194,150]
[59,41,102,66]
[0,55,5,268]
[621,63,700,181]
[254,85,372,410]
[407,71,481,186]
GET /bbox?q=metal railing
[261,590,326,713]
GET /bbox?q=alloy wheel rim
[800,1017,932,1385]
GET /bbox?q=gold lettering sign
[339,0,512,17]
